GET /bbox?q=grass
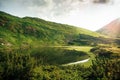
[0,11,105,48]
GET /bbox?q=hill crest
[97,18,120,38]
[0,11,108,47]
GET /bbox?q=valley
[0,11,120,80]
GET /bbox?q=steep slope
[0,11,103,48]
[97,18,120,38]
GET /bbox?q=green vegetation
[90,46,120,58]
[0,11,120,80]
[0,51,35,80]
[64,46,95,67]
[68,34,119,46]
[82,57,120,80]
[0,11,105,49]
[0,49,120,80]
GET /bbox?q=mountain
[0,11,111,48]
[97,18,120,38]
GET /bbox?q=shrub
[0,51,36,80]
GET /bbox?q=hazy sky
[0,0,120,31]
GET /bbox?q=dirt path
[63,58,90,66]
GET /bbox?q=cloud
[92,0,110,3]
[0,0,89,16]
[0,0,120,31]
[0,0,113,18]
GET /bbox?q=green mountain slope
[0,11,105,48]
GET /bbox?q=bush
[84,57,120,80]
[0,51,36,80]
[90,47,113,58]
[90,47,99,52]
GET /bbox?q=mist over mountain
[97,18,120,38]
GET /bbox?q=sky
[0,0,120,31]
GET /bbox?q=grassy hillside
[0,11,102,48]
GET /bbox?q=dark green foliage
[69,34,116,46]
[0,51,35,80]
[0,49,87,80]
[33,65,86,80]
[90,47,113,58]
[96,49,113,58]
[90,47,100,52]
[84,57,120,80]
[0,48,120,80]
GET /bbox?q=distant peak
[97,18,120,38]
[117,18,120,22]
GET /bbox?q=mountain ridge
[97,18,120,38]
